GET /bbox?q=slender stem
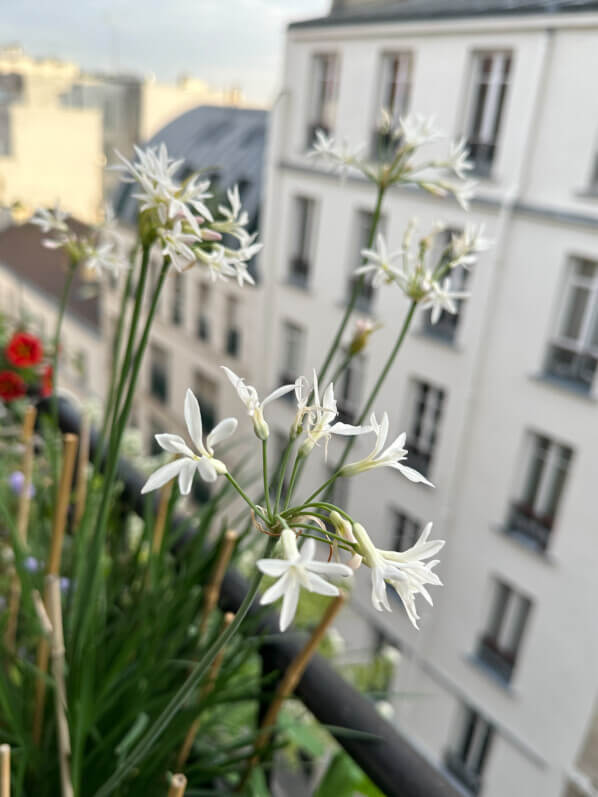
[283,453,303,511]
[300,501,355,525]
[332,300,417,475]
[317,183,386,384]
[261,440,272,521]
[274,438,293,515]
[93,537,277,797]
[225,473,268,524]
[301,472,341,509]
[290,526,355,552]
[51,263,77,422]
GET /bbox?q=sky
[0,0,330,105]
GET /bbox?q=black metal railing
[41,396,466,797]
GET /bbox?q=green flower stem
[93,536,277,797]
[290,529,355,553]
[274,438,294,515]
[317,183,386,384]
[50,262,77,427]
[261,440,272,521]
[283,452,304,511]
[225,472,268,525]
[301,472,341,508]
[302,501,356,525]
[329,299,418,479]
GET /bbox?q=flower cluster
[356,220,490,324]
[141,366,444,631]
[308,111,477,210]
[0,328,52,403]
[116,144,261,286]
[31,204,124,277]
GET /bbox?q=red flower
[6,332,44,368]
[41,364,53,398]
[0,370,26,401]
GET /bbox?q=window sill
[490,523,557,565]
[283,278,312,295]
[414,328,463,352]
[529,372,597,403]
[574,188,598,201]
[464,653,517,697]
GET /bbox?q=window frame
[288,195,318,290]
[405,379,446,479]
[279,320,305,386]
[371,50,413,158]
[306,52,340,147]
[445,704,494,795]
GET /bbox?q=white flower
[257,528,352,631]
[452,179,478,212]
[213,185,249,241]
[307,129,365,175]
[356,234,404,287]
[445,137,473,180]
[141,389,237,495]
[82,242,122,276]
[398,114,442,148]
[160,220,197,272]
[449,223,492,269]
[31,204,69,236]
[221,367,294,440]
[353,522,444,629]
[290,375,311,439]
[420,277,469,324]
[300,371,368,458]
[341,412,433,485]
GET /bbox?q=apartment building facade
[258,2,598,795]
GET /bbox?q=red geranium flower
[0,370,26,401]
[41,364,53,398]
[6,332,44,368]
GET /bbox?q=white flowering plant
[0,113,491,795]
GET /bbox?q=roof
[113,105,268,237]
[290,0,598,28]
[0,220,100,331]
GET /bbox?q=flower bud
[252,406,270,441]
[349,320,380,356]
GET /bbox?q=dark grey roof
[290,0,598,28]
[113,105,268,238]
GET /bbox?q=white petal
[305,572,340,597]
[155,433,194,457]
[178,459,197,495]
[298,537,316,563]
[256,559,290,578]
[140,459,187,494]
[260,571,290,606]
[261,383,296,408]
[330,422,367,436]
[395,463,434,487]
[184,389,204,452]
[280,580,300,631]
[221,365,242,392]
[197,457,218,482]
[307,561,353,578]
[206,417,238,449]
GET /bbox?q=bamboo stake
[240,593,346,790]
[152,480,174,555]
[33,432,78,745]
[5,405,37,652]
[46,576,74,797]
[73,412,90,528]
[200,530,237,633]
[0,744,10,797]
[177,612,234,768]
[167,773,187,797]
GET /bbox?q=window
[445,705,494,795]
[544,257,598,392]
[421,229,469,341]
[476,579,532,683]
[279,321,305,386]
[150,344,169,404]
[392,509,421,552]
[406,381,445,478]
[171,272,184,326]
[194,371,218,433]
[225,296,241,357]
[349,210,384,313]
[507,432,572,551]
[336,353,365,424]
[464,51,512,176]
[307,53,339,147]
[197,282,211,342]
[288,196,317,289]
[373,52,412,158]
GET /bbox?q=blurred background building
[258,2,598,796]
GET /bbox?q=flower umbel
[141,389,237,494]
[257,528,353,631]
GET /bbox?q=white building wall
[259,9,598,797]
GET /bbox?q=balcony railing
[42,396,465,797]
[544,343,597,393]
[507,501,552,552]
[476,635,515,684]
